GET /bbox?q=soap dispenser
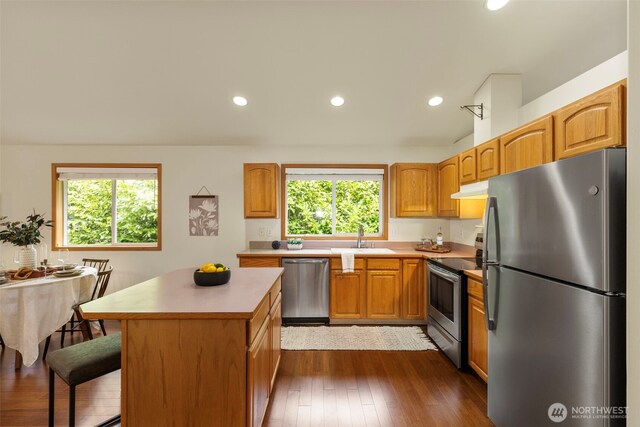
[436,227,444,249]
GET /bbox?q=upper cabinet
[499,115,554,174]
[390,163,437,217]
[476,138,500,181]
[554,81,625,160]
[437,156,459,217]
[244,163,280,218]
[458,148,477,185]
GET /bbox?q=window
[52,164,161,250]
[282,165,388,239]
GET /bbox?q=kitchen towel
[341,251,355,273]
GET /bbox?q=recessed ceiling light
[485,0,510,11]
[427,96,444,107]
[232,96,248,107]
[330,96,345,107]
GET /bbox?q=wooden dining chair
[81,258,109,272]
[43,266,114,359]
[63,258,110,342]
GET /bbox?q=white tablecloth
[0,267,98,366]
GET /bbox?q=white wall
[519,51,628,124]
[626,0,639,423]
[0,143,452,292]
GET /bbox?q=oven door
[427,263,462,340]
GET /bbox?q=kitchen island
[81,267,284,427]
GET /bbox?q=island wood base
[122,319,248,425]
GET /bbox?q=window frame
[51,163,162,251]
[280,164,388,240]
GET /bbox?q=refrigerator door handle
[482,262,497,331]
[482,196,500,264]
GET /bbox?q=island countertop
[80,267,284,320]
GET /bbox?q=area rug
[281,326,437,351]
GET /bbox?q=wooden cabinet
[239,257,281,268]
[499,115,553,174]
[366,258,401,319]
[458,148,477,185]
[390,163,437,217]
[476,138,500,180]
[401,259,425,320]
[330,269,366,319]
[248,315,271,427]
[437,156,460,217]
[467,278,488,382]
[244,163,279,218]
[554,81,625,160]
[269,293,282,390]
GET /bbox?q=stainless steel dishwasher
[281,258,330,324]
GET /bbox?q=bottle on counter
[436,227,444,249]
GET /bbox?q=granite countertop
[465,269,483,280]
[81,267,284,320]
[237,247,477,259]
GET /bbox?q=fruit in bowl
[194,263,231,286]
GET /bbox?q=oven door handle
[482,262,497,331]
[428,264,460,282]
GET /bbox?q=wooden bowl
[193,269,231,286]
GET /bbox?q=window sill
[53,244,161,251]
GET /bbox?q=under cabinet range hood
[451,180,488,199]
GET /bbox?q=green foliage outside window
[66,179,158,245]
[287,179,381,236]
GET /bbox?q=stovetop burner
[428,257,482,273]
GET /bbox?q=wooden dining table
[0,267,98,367]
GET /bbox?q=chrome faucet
[356,223,365,248]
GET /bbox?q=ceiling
[0,0,627,147]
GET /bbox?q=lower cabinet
[248,316,271,427]
[248,285,282,427]
[366,269,401,319]
[402,259,426,320]
[270,293,282,388]
[330,269,366,318]
[467,278,488,382]
[239,257,281,268]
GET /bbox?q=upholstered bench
[46,332,122,427]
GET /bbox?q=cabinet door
[366,270,401,319]
[476,138,500,180]
[468,278,488,383]
[239,257,281,268]
[458,148,477,185]
[270,294,282,391]
[390,163,437,217]
[554,82,625,160]
[401,259,425,320]
[248,318,271,427]
[244,163,279,218]
[330,270,366,318]
[437,156,459,217]
[499,115,553,174]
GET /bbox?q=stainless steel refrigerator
[483,148,626,427]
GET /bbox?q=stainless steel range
[427,257,480,368]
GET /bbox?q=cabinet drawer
[249,295,270,345]
[270,279,281,307]
[331,257,365,271]
[367,258,400,270]
[240,257,281,268]
[468,278,484,300]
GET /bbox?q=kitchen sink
[330,248,395,255]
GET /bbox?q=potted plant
[0,211,53,268]
[287,238,303,250]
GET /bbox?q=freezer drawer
[487,266,626,427]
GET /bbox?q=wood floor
[1,322,492,427]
